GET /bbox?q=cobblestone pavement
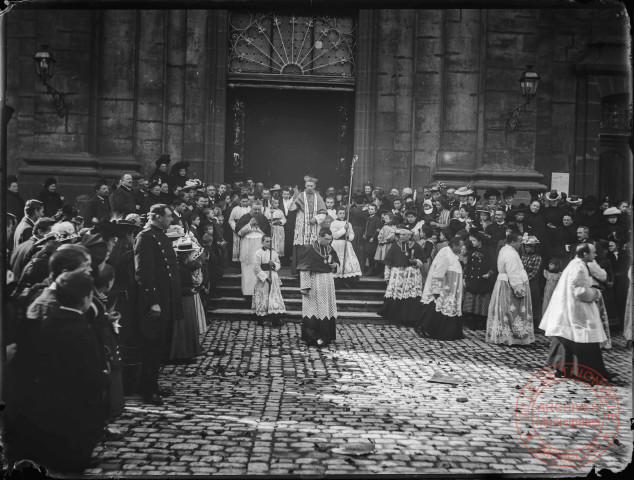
[86,320,632,476]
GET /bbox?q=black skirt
[546,336,609,380]
[415,302,464,341]
[301,316,336,346]
[378,297,423,326]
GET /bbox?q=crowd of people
[2,153,632,473]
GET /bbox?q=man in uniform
[134,204,184,406]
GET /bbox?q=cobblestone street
[86,320,632,476]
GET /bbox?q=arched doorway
[224,11,356,189]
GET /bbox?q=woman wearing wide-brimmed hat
[169,160,191,194]
[149,154,172,186]
[169,237,204,364]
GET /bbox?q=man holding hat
[289,175,328,275]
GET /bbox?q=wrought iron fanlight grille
[228,12,356,78]
[600,102,632,133]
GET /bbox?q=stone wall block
[416,108,441,136]
[97,136,133,157]
[136,121,163,140]
[167,105,184,124]
[394,132,412,151]
[100,11,137,98]
[415,132,440,152]
[17,115,35,137]
[33,112,66,134]
[484,130,507,150]
[443,73,479,131]
[415,37,442,72]
[442,131,478,152]
[378,94,395,114]
[487,11,538,33]
[486,33,523,66]
[485,67,523,92]
[137,101,164,123]
[65,114,90,135]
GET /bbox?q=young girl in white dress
[330,207,362,280]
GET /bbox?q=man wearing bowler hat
[134,204,184,406]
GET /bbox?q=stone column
[412,10,444,191]
[183,10,208,180]
[135,10,166,174]
[352,9,377,191]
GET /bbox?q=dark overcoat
[134,225,184,342]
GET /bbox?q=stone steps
[207,267,388,322]
[209,296,384,312]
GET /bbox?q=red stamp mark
[515,363,620,468]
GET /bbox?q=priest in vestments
[415,237,465,340]
[539,243,612,380]
[235,202,271,300]
[290,175,327,275]
[296,227,339,348]
[486,232,535,346]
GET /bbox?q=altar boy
[252,235,286,327]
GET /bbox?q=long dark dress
[462,245,496,325]
[170,256,204,360]
[378,241,426,326]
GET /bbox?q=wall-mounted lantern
[33,45,67,118]
[507,65,540,132]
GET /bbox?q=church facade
[4,5,632,202]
